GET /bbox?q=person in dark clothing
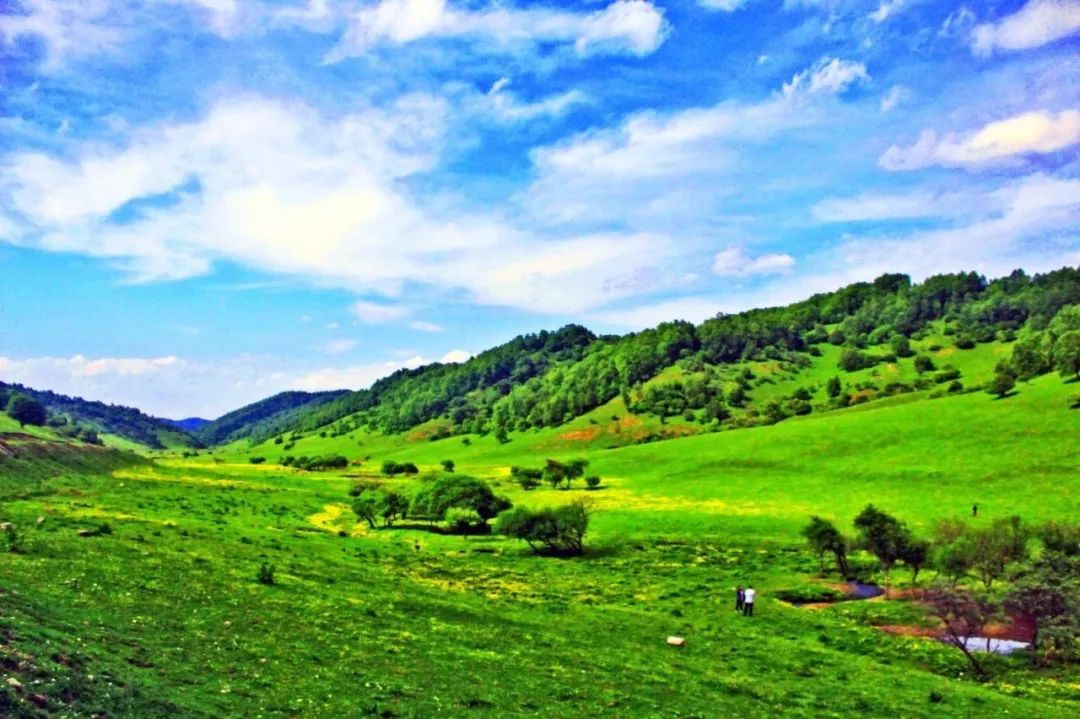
[735,586,745,613]
[972,503,978,517]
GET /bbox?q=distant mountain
[200,266,1080,446]
[0,381,201,450]
[167,417,211,433]
[193,390,350,446]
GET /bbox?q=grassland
[2,366,1079,717]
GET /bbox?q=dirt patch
[558,427,601,442]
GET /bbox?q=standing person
[735,585,744,613]
[972,503,978,518]
[743,586,756,617]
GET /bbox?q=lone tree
[925,585,996,678]
[7,395,47,427]
[826,376,842,398]
[510,466,543,491]
[988,361,1017,398]
[801,516,849,577]
[543,458,588,490]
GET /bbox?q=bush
[838,349,875,372]
[411,474,511,523]
[584,475,602,490]
[381,460,419,476]
[257,563,276,586]
[913,355,936,374]
[934,368,961,384]
[510,466,542,490]
[497,500,590,556]
[249,456,266,465]
[954,336,976,350]
[445,507,486,534]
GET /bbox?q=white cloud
[712,246,795,277]
[440,349,471,363]
[879,84,909,113]
[812,188,994,222]
[409,320,444,332]
[972,0,1080,56]
[167,0,242,37]
[830,174,1080,282]
[782,57,869,99]
[486,78,587,122]
[699,0,751,10]
[318,339,359,355]
[326,0,669,62]
[0,95,667,314]
[350,301,410,324]
[0,0,123,71]
[868,0,904,23]
[879,109,1080,170]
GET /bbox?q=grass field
[2,369,1079,716]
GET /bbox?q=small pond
[958,637,1030,655]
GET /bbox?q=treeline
[0,382,196,449]
[217,267,1080,445]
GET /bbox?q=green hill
[192,390,350,446]
[203,268,1080,450]
[0,381,200,450]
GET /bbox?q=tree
[899,537,930,583]
[826,376,842,398]
[1054,331,1080,380]
[510,466,542,491]
[410,474,511,524]
[7,395,47,427]
[354,492,380,526]
[969,516,1029,589]
[801,517,849,577]
[1011,334,1051,380]
[377,491,409,527]
[440,459,455,473]
[925,585,996,678]
[853,505,910,595]
[913,355,935,374]
[988,371,1016,398]
[497,500,591,556]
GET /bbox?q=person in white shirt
[743,586,756,617]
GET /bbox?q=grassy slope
[2,369,1078,716]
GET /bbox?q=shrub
[257,563,276,586]
[380,460,419,476]
[913,355,936,374]
[585,475,602,490]
[510,466,542,491]
[497,500,590,556]
[411,475,511,523]
[249,456,266,465]
[954,336,976,350]
[445,507,486,534]
[440,459,456,473]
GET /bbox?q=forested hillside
[0,381,200,449]
[193,390,350,446]
[207,267,1080,446]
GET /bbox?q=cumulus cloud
[879,109,1080,170]
[712,246,795,277]
[781,57,870,99]
[325,0,669,63]
[440,349,471,363]
[972,0,1080,56]
[0,95,668,314]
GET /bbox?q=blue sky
[1,0,1079,419]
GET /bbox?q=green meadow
[2,369,1079,717]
